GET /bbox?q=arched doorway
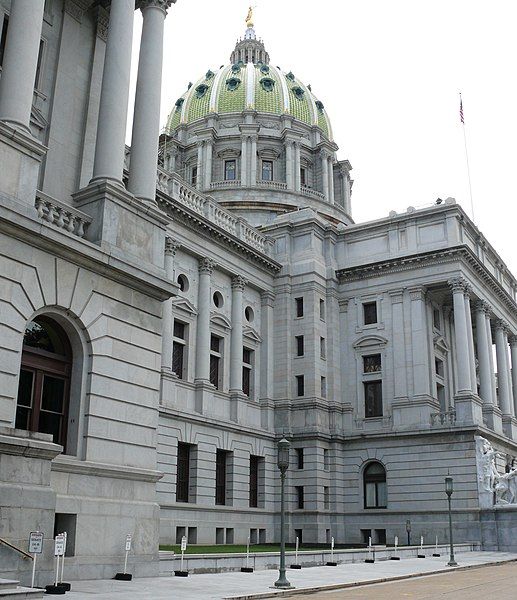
[15,316,72,449]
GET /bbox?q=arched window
[363,462,387,509]
[15,316,72,449]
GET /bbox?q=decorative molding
[448,276,469,294]
[198,257,215,274]
[96,6,109,42]
[243,326,262,343]
[495,319,510,334]
[171,297,198,316]
[210,312,232,329]
[231,275,247,291]
[352,334,388,349]
[165,236,180,255]
[474,299,491,314]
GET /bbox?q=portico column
[204,140,213,189]
[241,136,248,186]
[464,289,477,393]
[294,142,301,191]
[510,336,517,415]
[250,136,257,186]
[321,152,329,200]
[328,157,335,204]
[196,141,203,190]
[195,258,214,382]
[260,291,275,400]
[161,237,179,374]
[409,287,431,396]
[91,0,135,184]
[449,278,471,394]
[475,301,493,404]
[230,275,246,393]
[495,320,512,416]
[285,141,294,190]
[0,0,45,131]
[128,0,173,204]
[505,331,515,416]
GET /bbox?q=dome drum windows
[363,462,387,509]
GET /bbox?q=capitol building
[1,0,517,584]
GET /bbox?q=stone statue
[246,6,254,29]
[495,468,517,505]
[475,436,517,507]
[478,437,502,492]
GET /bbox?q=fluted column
[449,278,472,394]
[161,237,179,374]
[260,291,275,400]
[204,140,213,189]
[464,289,477,393]
[328,157,335,204]
[195,258,214,382]
[196,141,203,190]
[250,136,257,186]
[240,136,248,186]
[486,311,497,404]
[0,0,45,131]
[495,320,512,415]
[510,336,517,415]
[475,301,493,404]
[91,0,134,184]
[285,141,294,190]
[505,330,515,416]
[294,142,301,191]
[128,0,173,204]
[230,276,246,393]
[321,151,329,200]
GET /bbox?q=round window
[245,306,254,323]
[177,274,189,293]
[213,291,224,308]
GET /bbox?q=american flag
[459,95,464,124]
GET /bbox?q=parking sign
[28,532,44,554]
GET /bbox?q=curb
[224,557,517,599]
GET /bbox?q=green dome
[166,63,333,140]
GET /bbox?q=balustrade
[35,192,91,238]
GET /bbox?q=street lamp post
[406,519,411,546]
[274,438,293,589]
[445,476,457,567]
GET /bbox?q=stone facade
[0,0,517,587]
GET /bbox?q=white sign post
[295,536,299,564]
[433,534,441,557]
[124,534,132,574]
[326,536,337,566]
[418,535,425,558]
[240,534,253,572]
[28,531,44,588]
[180,535,187,571]
[59,532,67,583]
[391,535,400,560]
[54,534,65,586]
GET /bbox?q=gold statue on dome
[246,6,254,28]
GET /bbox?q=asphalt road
[293,562,517,599]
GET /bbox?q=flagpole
[459,92,475,221]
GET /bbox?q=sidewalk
[63,551,517,600]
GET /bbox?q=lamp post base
[447,560,458,567]
[271,584,295,590]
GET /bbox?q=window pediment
[171,297,198,316]
[210,312,232,329]
[258,147,280,160]
[243,326,262,343]
[353,334,388,350]
[217,148,241,159]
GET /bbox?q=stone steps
[0,580,43,599]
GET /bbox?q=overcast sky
[129,0,517,274]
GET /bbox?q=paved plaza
[61,552,517,600]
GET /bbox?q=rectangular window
[0,15,9,69]
[364,381,383,418]
[320,337,326,359]
[435,358,444,377]
[324,486,330,509]
[262,160,273,181]
[296,375,305,397]
[176,442,191,503]
[172,320,187,379]
[433,308,441,330]
[296,448,304,469]
[224,159,236,181]
[210,334,222,389]
[363,354,382,373]
[296,486,304,509]
[323,449,330,471]
[242,346,253,397]
[321,376,327,398]
[300,167,307,187]
[34,39,44,89]
[215,449,228,506]
[249,455,260,508]
[191,166,198,186]
[319,299,325,321]
[295,297,304,318]
[296,335,304,357]
[363,301,378,325]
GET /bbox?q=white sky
[129,0,517,275]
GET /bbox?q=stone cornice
[52,455,163,483]
[336,245,517,317]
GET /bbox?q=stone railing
[210,180,241,190]
[256,180,288,191]
[430,410,457,426]
[301,185,325,200]
[35,191,91,238]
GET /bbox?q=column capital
[474,299,491,314]
[495,319,510,334]
[408,286,426,301]
[261,290,275,306]
[231,275,247,291]
[137,0,175,15]
[509,335,517,347]
[448,276,469,294]
[165,236,180,255]
[338,298,350,313]
[389,289,405,304]
[199,257,215,274]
